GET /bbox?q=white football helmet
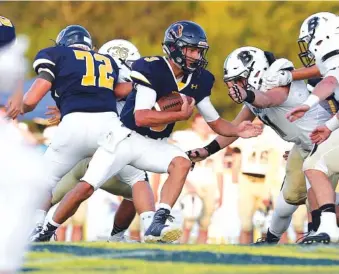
[223,46,270,91]
[99,39,141,82]
[298,12,337,67]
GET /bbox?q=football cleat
[30,229,55,242]
[253,236,279,245]
[29,224,43,239]
[144,208,182,244]
[300,232,331,245]
[253,229,280,245]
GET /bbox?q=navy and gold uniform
[120,56,215,139]
[33,46,119,119]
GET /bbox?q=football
[154,93,194,112]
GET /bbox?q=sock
[311,209,321,232]
[319,203,336,214]
[158,203,171,211]
[270,192,297,238]
[111,224,126,236]
[335,192,339,205]
[35,210,47,226]
[140,211,155,232]
[318,211,338,235]
[45,218,60,232]
[307,222,313,233]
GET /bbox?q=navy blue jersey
[33,46,119,118]
[120,56,215,139]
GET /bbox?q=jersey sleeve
[130,57,159,89]
[32,47,58,79]
[196,96,220,122]
[195,70,215,103]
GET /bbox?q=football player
[23,26,149,240]
[261,12,339,244]
[187,45,337,245]
[34,20,262,244]
[285,15,339,244]
[46,39,143,242]
[0,16,47,273]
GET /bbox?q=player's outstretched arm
[187,107,255,162]
[22,78,51,113]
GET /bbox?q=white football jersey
[0,36,28,94]
[245,79,331,151]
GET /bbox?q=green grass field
[24,242,339,274]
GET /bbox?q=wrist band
[245,89,255,103]
[303,94,320,108]
[325,115,339,131]
[204,140,221,156]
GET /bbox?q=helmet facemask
[298,33,315,67]
[223,61,256,91]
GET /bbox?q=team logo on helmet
[107,46,129,60]
[237,50,253,66]
[167,23,184,40]
[307,16,320,33]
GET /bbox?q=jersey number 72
[74,50,114,90]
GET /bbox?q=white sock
[34,210,47,226]
[270,192,298,238]
[335,192,339,205]
[318,212,338,233]
[48,218,61,228]
[140,211,155,232]
[158,203,171,211]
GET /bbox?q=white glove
[263,70,293,90]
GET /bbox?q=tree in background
[2,1,339,124]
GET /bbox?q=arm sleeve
[32,48,56,79]
[134,85,157,111]
[196,96,220,122]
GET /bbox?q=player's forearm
[291,66,321,81]
[304,77,338,107]
[134,109,184,127]
[208,118,240,137]
[22,103,36,113]
[252,87,288,108]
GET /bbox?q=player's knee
[75,181,94,201]
[170,156,191,174]
[282,188,306,205]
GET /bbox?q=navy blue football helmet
[162,20,209,73]
[56,25,92,49]
[0,16,16,48]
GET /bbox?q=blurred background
[1,1,339,244]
